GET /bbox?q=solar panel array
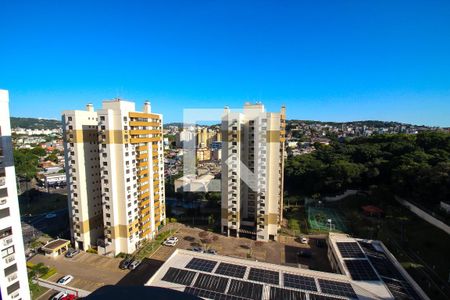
[215,262,247,278]
[185,258,217,272]
[358,241,422,299]
[162,257,361,299]
[228,279,263,300]
[248,267,279,285]
[162,267,196,286]
[318,279,358,299]
[194,273,229,293]
[336,242,365,258]
[283,273,317,291]
[269,287,306,300]
[345,259,379,281]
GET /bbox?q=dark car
[65,248,80,258]
[119,257,133,270]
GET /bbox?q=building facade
[221,102,286,241]
[0,90,31,300]
[63,99,165,255]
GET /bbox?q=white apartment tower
[63,99,165,255]
[221,102,286,241]
[0,90,31,300]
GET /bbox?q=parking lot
[153,224,331,271]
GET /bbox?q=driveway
[30,252,128,291]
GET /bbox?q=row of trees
[14,147,62,180]
[284,131,450,207]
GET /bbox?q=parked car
[166,236,179,242]
[297,249,312,258]
[51,292,67,300]
[57,275,74,285]
[205,249,217,255]
[65,248,80,258]
[129,259,142,270]
[119,257,133,269]
[190,247,203,253]
[163,237,178,247]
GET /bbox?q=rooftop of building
[146,234,428,300]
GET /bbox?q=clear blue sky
[1,1,449,126]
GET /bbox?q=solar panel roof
[269,287,306,300]
[227,279,263,300]
[283,273,318,292]
[161,267,196,286]
[215,262,247,278]
[336,242,365,258]
[318,279,358,299]
[184,287,247,300]
[345,259,379,281]
[185,257,217,273]
[248,267,279,285]
[193,273,229,293]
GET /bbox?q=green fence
[307,206,347,232]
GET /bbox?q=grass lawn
[29,281,48,300]
[284,206,309,235]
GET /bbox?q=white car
[300,237,308,244]
[57,275,74,285]
[51,292,67,300]
[166,236,179,242]
[163,236,178,246]
[163,239,178,247]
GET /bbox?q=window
[68,117,72,121]
[7,281,20,295]
[1,246,15,258]
[100,116,105,121]
[0,208,10,219]
[4,263,17,276]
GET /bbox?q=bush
[40,267,57,279]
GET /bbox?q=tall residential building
[0,90,31,300]
[63,99,165,256]
[221,102,286,241]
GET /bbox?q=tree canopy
[284,132,450,207]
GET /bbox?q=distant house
[361,205,384,217]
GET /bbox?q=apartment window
[4,263,17,276]
[106,213,111,218]
[124,126,128,130]
[101,126,106,130]
[103,162,108,166]
[0,208,10,219]
[123,117,127,122]
[7,281,20,295]
[1,246,15,257]
[68,117,72,121]
[100,116,105,121]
